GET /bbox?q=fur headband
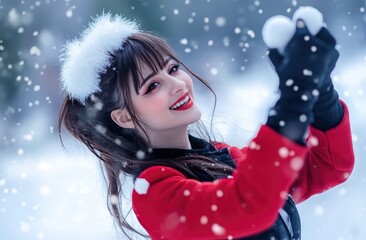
[59,13,140,104]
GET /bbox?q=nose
[168,75,186,95]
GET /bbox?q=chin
[189,108,202,124]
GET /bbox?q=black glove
[310,27,344,131]
[266,20,339,145]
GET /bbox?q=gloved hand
[310,27,344,131]
[266,20,339,144]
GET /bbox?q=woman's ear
[111,109,135,129]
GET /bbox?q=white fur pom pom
[59,13,140,104]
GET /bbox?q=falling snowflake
[211,223,226,236]
[134,178,150,194]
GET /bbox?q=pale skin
[111,59,202,149]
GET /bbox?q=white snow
[262,15,295,52]
[314,205,325,216]
[278,147,289,158]
[263,6,324,52]
[183,189,191,196]
[216,189,224,198]
[215,17,226,27]
[293,6,324,35]
[30,46,41,56]
[290,157,304,171]
[211,223,226,236]
[200,215,208,225]
[136,150,145,159]
[134,178,150,195]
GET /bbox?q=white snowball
[292,6,323,35]
[262,15,295,53]
[134,178,150,195]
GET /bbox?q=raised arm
[132,126,307,239]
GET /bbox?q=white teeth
[171,95,190,110]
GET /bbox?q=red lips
[169,92,193,111]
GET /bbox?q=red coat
[132,101,354,239]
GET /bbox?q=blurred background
[0,0,365,239]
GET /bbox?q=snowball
[134,178,150,194]
[292,6,323,35]
[262,15,295,52]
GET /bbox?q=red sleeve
[290,100,355,203]
[132,126,308,240]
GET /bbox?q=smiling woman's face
[130,58,202,135]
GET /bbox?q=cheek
[135,95,168,117]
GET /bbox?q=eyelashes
[144,82,160,94]
[143,63,180,95]
[169,63,180,75]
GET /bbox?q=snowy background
[0,0,365,239]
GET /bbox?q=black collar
[149,135,236,170]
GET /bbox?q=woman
[58,13,354,239]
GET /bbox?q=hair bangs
[124,33,178,94]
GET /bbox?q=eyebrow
[139,56,173,90]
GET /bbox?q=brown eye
[144,82,160,95]
[169,64,180,74]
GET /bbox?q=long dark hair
[58,32,234,239]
